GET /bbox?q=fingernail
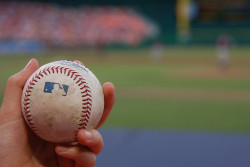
[24,59,33,69]
[85,130,93,141]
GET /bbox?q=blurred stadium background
[0,0,250,166]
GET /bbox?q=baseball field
[0,46,250,132]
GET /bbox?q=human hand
[0,58,115,167]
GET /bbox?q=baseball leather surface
[21,60,104,143]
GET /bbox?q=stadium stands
[0,2,157,47]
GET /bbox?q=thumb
[0,58,39,123]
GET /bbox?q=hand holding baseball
[0,58,115,167]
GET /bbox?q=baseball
[21,60,104,143]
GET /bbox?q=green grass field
[1,46,250,132]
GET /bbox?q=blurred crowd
[0,2,158,47]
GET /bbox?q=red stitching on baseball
[82,101,92,106]
[51,67,55,73]
[32,77,37,82]
[26,115,32,118]
[82,110,91,115]
[83,107,91,111]
[29,81,35,86]
[55,67,60,73]
[76,78,83,84]
[82,98,92,102]
[39,71,43,77]
[80,118,89,122]
[24,106,30,111]
[82,93,91,97]
[79,122,88,127]
[70,71,77,78]
[23,101,30,105]
[46,67,51,74]
[23,78,37,132]
[27,85,33,89]
[59,67,64,74]
[79,89,92,128]
[81,89,91,94]
[25,111,30,114]
[35,74,41,80]
[73,74,81,80]
[22,62,93,137]
[78,80,86,86]
[81,114,90,119]
[80,86,88,90]
[63,68,69,75]
[42,69,47,75]
[67,70,73,76]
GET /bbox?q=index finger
[95,82,115,129]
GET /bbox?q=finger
[96,82,115,129]
[57,155,74,167]
[77,129,104,155]
[74,60,84,66]
[55,145,96,167]
[0,58,39,122]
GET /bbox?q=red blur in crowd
[0,2,157,47]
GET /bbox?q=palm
[0,114,60,167]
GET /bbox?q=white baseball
[21,60,104,143]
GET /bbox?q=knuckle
[7,74,19,86]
